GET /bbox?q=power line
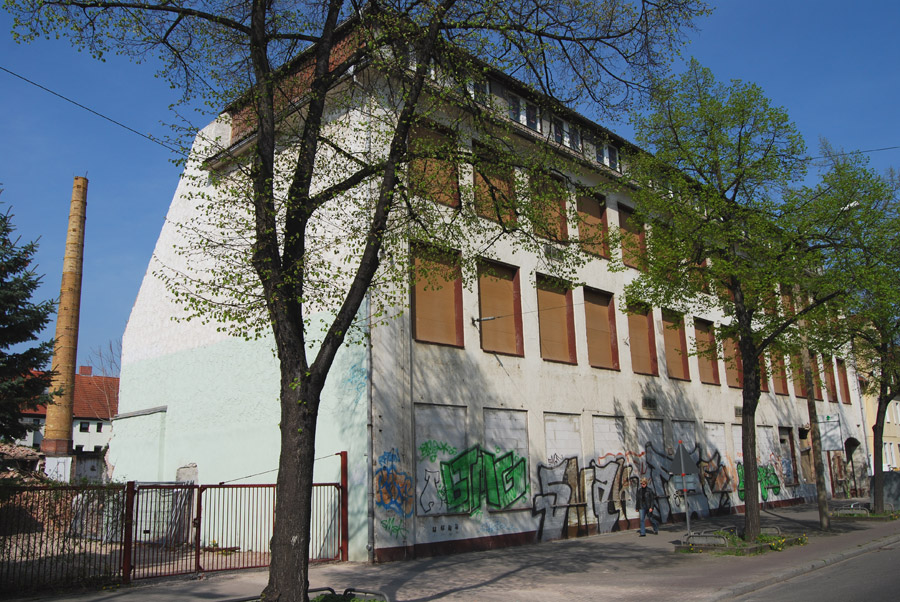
[806,146,900,161]
[0,65,183,154]
[5,65,897,166]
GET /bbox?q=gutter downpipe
[365,92,376,563]
[366,289,375,563]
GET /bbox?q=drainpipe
[366,290,375,563]
[42,177,88,463]
[365,111,376,564]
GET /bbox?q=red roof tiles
[21,367,119,421]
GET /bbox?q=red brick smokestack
[42,177,88,456]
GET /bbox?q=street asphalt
[9,500,900,601]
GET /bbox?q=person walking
[636,477,659,536]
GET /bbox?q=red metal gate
[2,452,349,592]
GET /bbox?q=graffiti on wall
[419,440,458,463]
[587,456,636,534]
[380,517,408,540]
[531,443,737,542]
[375,448,415,517]
[736,462,781,501]
[407,431,793,546]
[533,456,593,542]
[419,469,448,514]
[439,445,528,514]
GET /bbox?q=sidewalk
[11,501,900,602]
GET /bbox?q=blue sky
[1,1,899,370]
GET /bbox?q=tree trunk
[801,345,831,530]
[741,393,761,540]
[872,399,887,514]
[263,363,322,602]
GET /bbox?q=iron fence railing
[0,451,348,594]
[0,485,126,591]
[195,483,276,573]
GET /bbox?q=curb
[710,532,900,600]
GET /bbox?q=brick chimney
[42,177,88,456]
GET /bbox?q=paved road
[734,540,900,601]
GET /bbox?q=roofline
[218,6,642,158]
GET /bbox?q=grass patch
[677,531,808,555]
[833,511,900,521]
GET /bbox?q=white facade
[111,59,871,563]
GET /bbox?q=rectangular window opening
[576,195,609,258]
[409,125,460,208]
[537,276,576,364]
[627,303,657,376]
[772,353,789,396]
[662,310,689,381]
[694,319,719,385]
[412,246,464,347]
[473,146,516,225]
[837,359,852,405]
[584,288,619,370]
[478,261,524,356]
[824,355,838,402]
[529,173,568,242]
[618,205,645,269]
[724,338,744,389]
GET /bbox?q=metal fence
[0,485,126,591]
[0,452,348,594]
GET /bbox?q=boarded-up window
[415,403,466,516]
[478,261,523,356]
[771,354,789,396]
[537,276,576,364]
[837,359,852,404]
[627,304,657,376]
[473,149,515,224]
[484,409,529,510]
[824,355,838,402]
[576,196,608,257]
[814,355,824,400]
[529,173,568,241]
[791,354,807,398]
[780,285,795,316]
[759,357,769,393]
[618,205,645,269]
[412,248,463,347]
[724,338,743,389]
[584,288,619,370]
[662,311,689,381]
[694,319,719,385]
[779,427,799,485]
[409,126,459,207]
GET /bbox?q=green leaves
[0,202,56,441]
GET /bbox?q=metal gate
[1,451,348,593]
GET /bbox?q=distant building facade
[17,366,119,476]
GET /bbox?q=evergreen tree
[0,200,55,442]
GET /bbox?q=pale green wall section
[109,333,370,561]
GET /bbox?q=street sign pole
[672,440,700,536]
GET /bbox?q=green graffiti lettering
[439,445,527,514]
[737,462,782,502]
[380,517,408,540]
[419,440,458,462]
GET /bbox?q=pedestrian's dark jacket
[635,484,655,511]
